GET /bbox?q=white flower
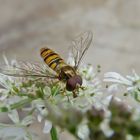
[107,84,119,94]
[32,99,53,134]
[43,120,52,134]
[79,64,97,80]
[32,99,48,119]
[77,123,89,140]
[104,71,140,93]
[0,89,8,101]
[79,64,102,96]
[43,86,52,97]
[101,118,113,137]
[0,125,37,140]
[21,115,34,126]
[37,114,43,123]
[104,72,132,86]
[8,110,20,124]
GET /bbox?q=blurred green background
[0,0,139,139]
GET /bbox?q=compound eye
[66,75,82,91]
[66,78,76,91]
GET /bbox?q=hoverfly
[0,31,93,98]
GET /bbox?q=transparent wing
[0,61,58,79]
[70,31,93,70]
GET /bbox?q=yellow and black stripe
[40,48,65,73]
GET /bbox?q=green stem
[50,126,59,140]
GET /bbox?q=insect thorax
[58,65,77,81]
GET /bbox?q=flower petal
[8,110,20,124]
[43,120,52,134]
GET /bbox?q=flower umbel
[0,54,140,140]
[0,55,103,140]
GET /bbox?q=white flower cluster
[104,70,140,101]
[0,54,140,140]
[0,54,103,139]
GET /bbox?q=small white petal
[78,124,89,140]
[126,75,136,81]
[105,72,129,81]
[43,120,52,134]
[102,95,113,106]
[104,78,132,86]
[43,86,51,96]
[104,72,122,79]
[6,96,21,105]
[37,114,43,122]
[127,86,134,91]
[8,110,20,124]
[113,96,122,102]
[21,116,34,126]
[0,90,8,101]
[108,84,119,94]
[104,72,134,86]
[101,119,113,137]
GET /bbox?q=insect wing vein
[0,61,58,79]
[70,31,93,70]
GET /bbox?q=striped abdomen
[40,48,66,73]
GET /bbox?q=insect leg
[73,91,77,98]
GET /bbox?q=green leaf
[50,126,59,140]
[0,106,9,112]
[36,87,44,99]
[133,91,140,102]
[51,85,60,97]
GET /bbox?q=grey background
[0,0,139,139]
